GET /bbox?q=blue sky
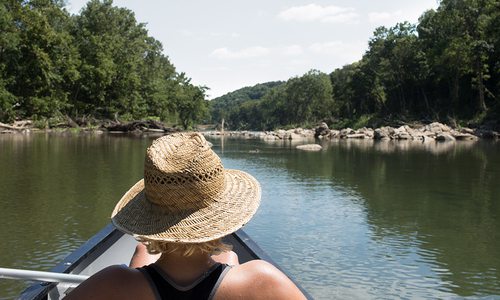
[66,1,439,99]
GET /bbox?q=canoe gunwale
[19,224,123,300]
[20,225,312,300]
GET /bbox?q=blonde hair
[138,238,232,257]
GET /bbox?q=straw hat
[111,132,261,243]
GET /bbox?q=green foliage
[207,0,499,130]
[210,71,334,130]
[0,0,207,128]
[1,0,498,129]
[173,74,209,129]
[352,114,376,130]
[210,81,284,126]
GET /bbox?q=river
[0,132,499,299]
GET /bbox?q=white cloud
[368,11,403,23]
[278,4,359,23]
[309,41,344,55]
[209,32,241,38]
[211,46,270,59]
[283,45,303,56]
[307,41,366,62]
[179,29,195,37]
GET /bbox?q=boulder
[358,127,374,139]
[275,129,286,139]
[294,128,304,134]
[453,133,478,141]
[460,127,475,134]
[339,128,355,138]
[426,122,451,133]
[422,135,435,143]
[395,132,411,140]
[315,122,330,138]
[346,133,366,139]
[374,128,390,140]
[263,134,279,141]
[296,144,322,151]
[328,130,340,138]
[435,133,456,142]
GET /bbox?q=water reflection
[1,134,499,299]
[210,137,500,298]
[0,133,154,297]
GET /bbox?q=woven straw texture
[111,132,261,243]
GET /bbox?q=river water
[0,133,499,299]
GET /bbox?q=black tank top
[137,263,231,300]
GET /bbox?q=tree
[0,1,20,122]
[2,0,79,119]
[174,74,208,129]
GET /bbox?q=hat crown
[143,133,224,212]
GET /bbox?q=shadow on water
[209,136,500,298]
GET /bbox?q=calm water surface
[0,133,499,299]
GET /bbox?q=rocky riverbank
[0,119,179,134]
[203,122,499,142]
[2,119,498,143]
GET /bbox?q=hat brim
[111,169,261,243]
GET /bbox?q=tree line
[0,0,208,128]
[210,0,499,130]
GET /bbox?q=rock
[422,135,435,143]
[460,127,475,134]
[346,133,366,139]
[296,144,322,151]
[328,130,340,138]
[263,134,279,141]
[435,133,456,142]
[386,126,396,136]
[374,128,389,140]
[426,122,451,134]
[395,132,411,140]
[275,130,286,139]
[315,122,330,138]
[453,133,478,141]
[395,125,407,134]
[357,127,374,139]
[104,120,173,133]
[339,128,355,138]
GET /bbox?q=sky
[65,1,439,99]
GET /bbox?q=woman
[66,132,306,299]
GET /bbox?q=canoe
[19,223,312,299]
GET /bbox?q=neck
[154,251,216,285]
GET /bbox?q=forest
[211,0,500,130]
[1,0,499,131]
[0,0,208,129]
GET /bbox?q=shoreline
[1,120,498,142]
[202,122,499,143]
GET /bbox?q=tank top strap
[137,263,232,300]
[207,264,232,300]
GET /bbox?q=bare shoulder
[215,260,306,300]
[65,265,154,300]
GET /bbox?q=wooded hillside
[210,0,500,130]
